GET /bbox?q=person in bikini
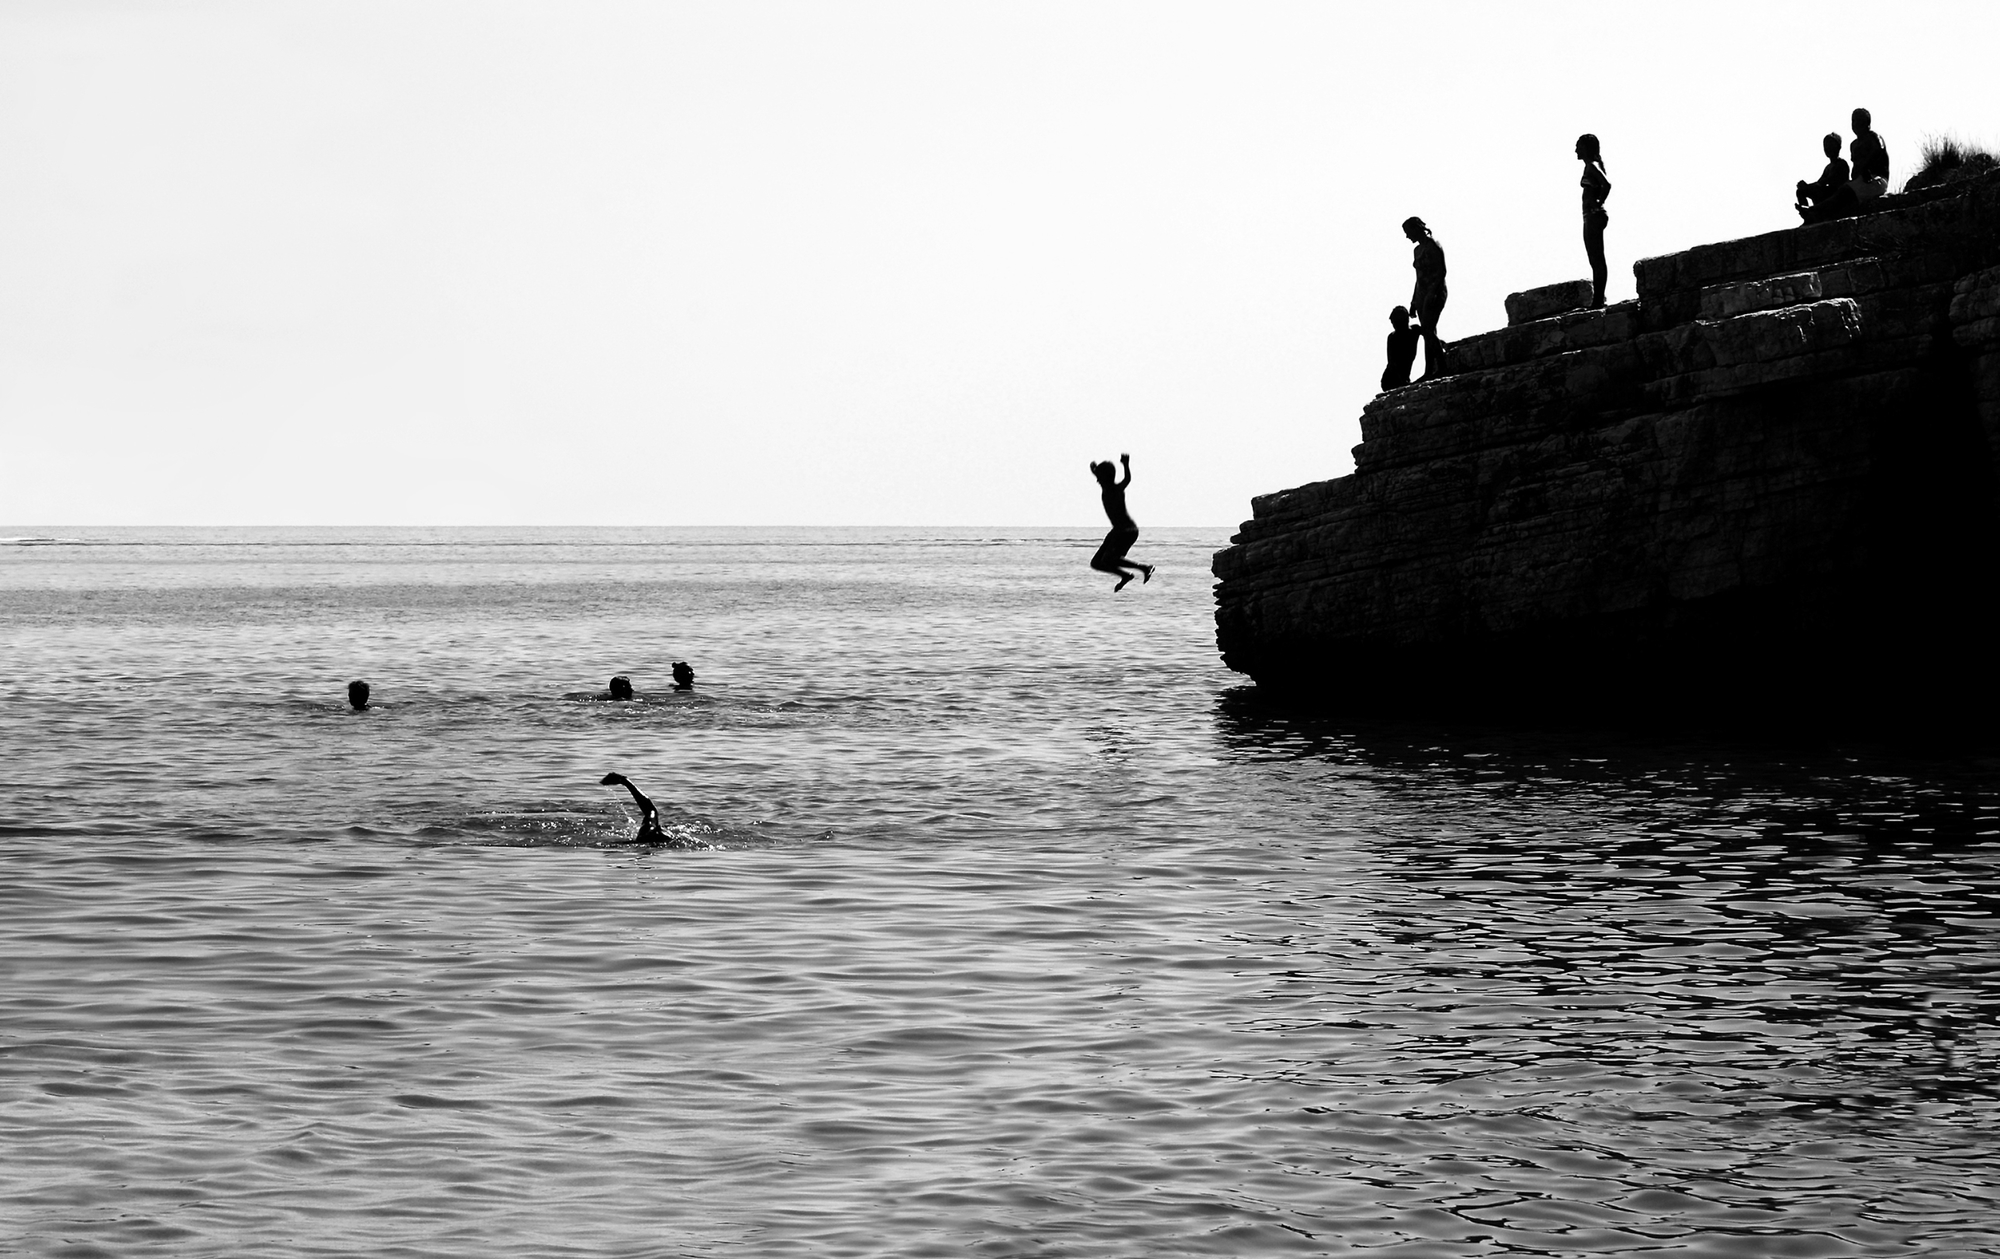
[1089,454,1154,592]
[1403,217,1448,379]
[600,772,666,843]
[1577,134,1612,307]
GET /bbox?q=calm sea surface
[3,527,1999,1258]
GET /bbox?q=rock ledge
[1212,172,2000,720]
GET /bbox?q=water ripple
[3,530,1999,1255]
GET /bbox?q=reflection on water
[3,530,1998,1256]
[1206,693,2000,1253]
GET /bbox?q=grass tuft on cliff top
[1901,134,2000,194]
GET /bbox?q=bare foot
[1113,573,1134,592]
[1141,565,1154,584]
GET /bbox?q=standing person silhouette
[1089,454,1154,592]
[1577,134,1612,308]
[1403,217,1448,379]
[600,772,666,843]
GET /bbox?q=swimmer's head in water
[608,675,634,701]
[347,679,370,710]
[671,661,695,689]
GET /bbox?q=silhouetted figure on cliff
[600,771,666,843]
[1089,454,1153,592]
[1403,217,1448,378]
[347,679,371,711]
[1577,134,1612,307]
[1797,133,1858,223]
[1381,306,1419,391]
[1850,107,1889,203]
[671,661,695,690]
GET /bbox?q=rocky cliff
[1213,172,2000,719]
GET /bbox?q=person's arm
[1117,453,1131,489]
[601,772,655,816]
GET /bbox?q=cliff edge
[1212,172,2000,719]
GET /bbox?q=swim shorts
[1094,527,1138,562]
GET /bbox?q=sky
[4,1,1998,527]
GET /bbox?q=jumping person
[1577,134,1612,307]
[1089,454,1154,592]
[600,772,666,843]
[1403,217,1448,379]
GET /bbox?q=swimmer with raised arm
[1089,454,1154,592]
[599,772,666,843]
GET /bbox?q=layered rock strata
[1504,279,1595,326]
[1213,172,2000,718]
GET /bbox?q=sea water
[2,527,1998,1258]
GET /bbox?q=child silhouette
[1088,454,1154,592]
[1382,307,1419,391]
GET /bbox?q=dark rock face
[1505,280,1595,326]
[1213,172,2000,720]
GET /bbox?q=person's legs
[1091,528,1146,590]
[1416,292,1447,377]
[1584,216,1608,307]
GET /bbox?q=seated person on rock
[1381,306,1419,391]
[1848,107,1889,203]
[1797,133,1858,224]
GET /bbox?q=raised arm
[599,772,662,842]
[1117,453,1132,489]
